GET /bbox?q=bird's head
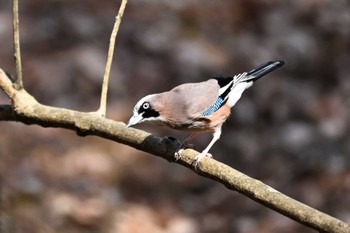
[127,94,162,127]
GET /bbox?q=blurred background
[1,0,349,232]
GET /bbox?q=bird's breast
[162,104,231,132]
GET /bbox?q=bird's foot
[174,142,196,161]
[193,152,212,168]
[174,149,184,160]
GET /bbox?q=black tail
[246,60,284,82]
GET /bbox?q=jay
[127,60,284,166]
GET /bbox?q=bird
[127,60,284,166]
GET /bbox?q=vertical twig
[12,0,23,89]
[97,0,128,117]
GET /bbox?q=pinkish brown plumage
[127,60,284,166]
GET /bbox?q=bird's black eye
[142,102,150,109]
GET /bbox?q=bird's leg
[174,133,198,160]
[180,133,198,148]
[193,129,222,167]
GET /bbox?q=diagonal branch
[97,0,128,117]
[0,69,349,233]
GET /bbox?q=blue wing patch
[201,96,224,116]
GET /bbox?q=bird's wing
[160,79,220,122]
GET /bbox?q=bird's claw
[174,142,194,161]
[174,149,184,160]
[175,149,212,169]
[193,152,212,169]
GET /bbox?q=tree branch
[0,69,348,233]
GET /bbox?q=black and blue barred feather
[201,77,234,116]
[201,96,224,116]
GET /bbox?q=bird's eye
[142,102,150,109]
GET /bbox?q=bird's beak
[126,113,143,128]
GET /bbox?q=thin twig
[12,0,23,89]
[97,0,128,117]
